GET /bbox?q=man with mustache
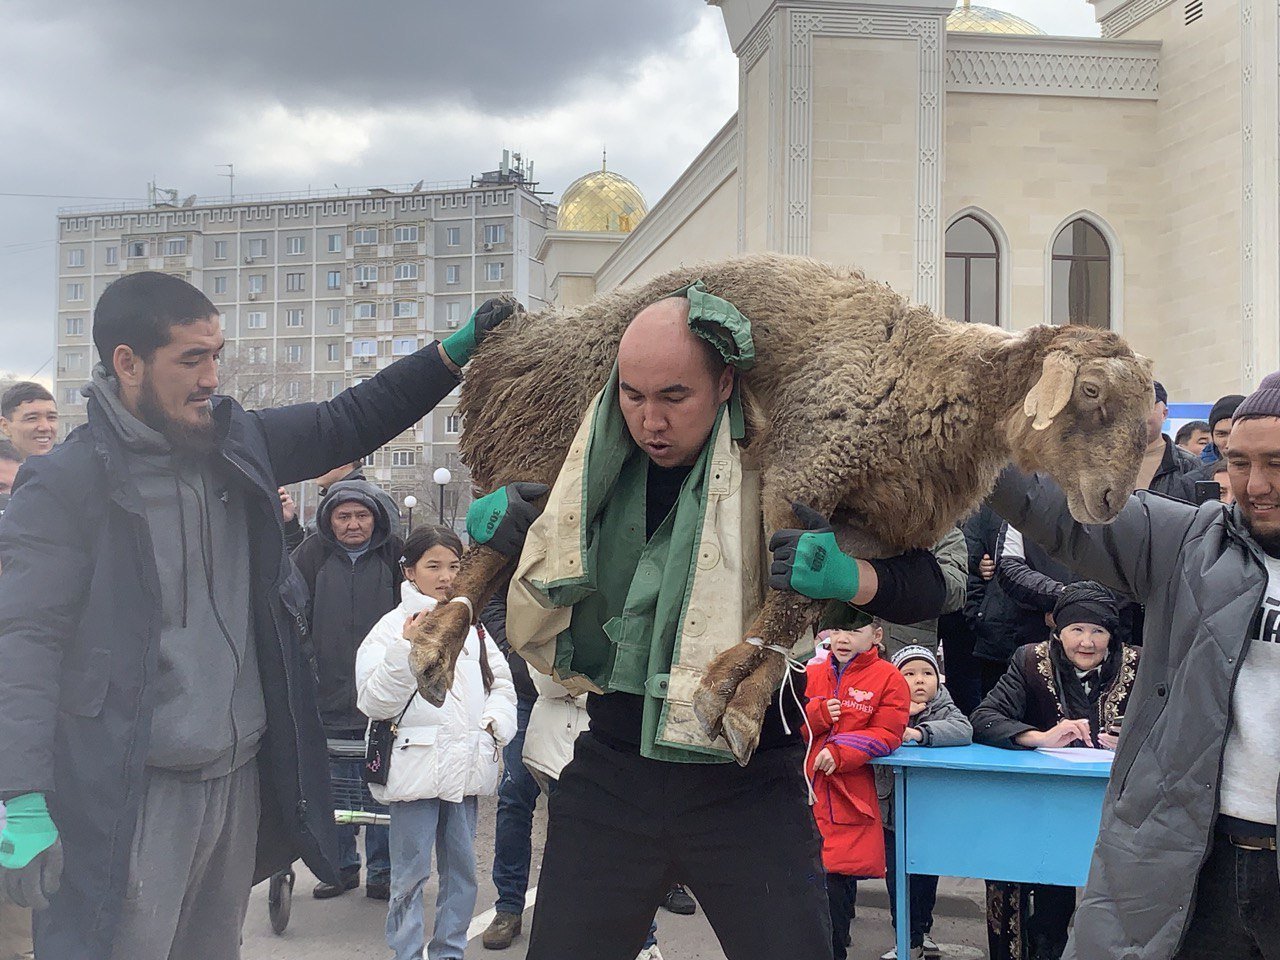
[0,271,513,960]
[990,372,1280,960]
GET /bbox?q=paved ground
[243,793,990,960]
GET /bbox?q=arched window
[1050,219,1111,328]
[944,215,999,325]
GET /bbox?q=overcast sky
[0,1,1100,381]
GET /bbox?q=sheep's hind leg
[693,589,825,766]
[409,544,511,706]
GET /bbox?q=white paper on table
[1037,747,1115,764]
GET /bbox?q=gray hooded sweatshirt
[83,367,267,779]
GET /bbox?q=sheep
[408,252,1154,765]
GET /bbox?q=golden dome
[556,159,648,233]
[947,1,1045,34]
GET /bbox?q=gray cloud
[12,0,702,114]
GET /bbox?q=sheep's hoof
[720,702,763,767]
[408,601,471,707]
[692,683,732,743]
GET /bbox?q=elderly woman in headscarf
[971,581,1141,960]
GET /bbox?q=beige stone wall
[742,54,770,252]
[553,274,597,309]
[608,177,739,290]
[944,92,1159,357]
[809,36,919,295]
[1120,1,1244,397]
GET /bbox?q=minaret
[709,0,957,309]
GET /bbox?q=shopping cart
[267,738,390,935]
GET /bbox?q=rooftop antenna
[602,146,607,172]
[217,163,235,200]
[181,194,197,207]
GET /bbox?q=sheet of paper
[1037,747,1115,764]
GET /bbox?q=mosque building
[542,0,1278,399]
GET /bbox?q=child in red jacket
[805,609,910,960]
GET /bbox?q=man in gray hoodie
[291,479,403,899]
[0,272,515,960]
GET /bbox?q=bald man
[469,288,949,960]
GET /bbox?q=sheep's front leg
[693,588,826,766]
[409,544,512,706]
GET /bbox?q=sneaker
[923,934,941,958]
[365,881,390,901]
[312,866,359,899]
[481,911,523,950]
[636,948,664,960]
[661,883,697,915]
[880,947,925,960]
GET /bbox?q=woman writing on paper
[970,581,1141,960]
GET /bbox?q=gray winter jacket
[875,685,973,826]
[990,468,1274,960]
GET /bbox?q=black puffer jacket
[292,479,404,733]
[963,505,1049,663]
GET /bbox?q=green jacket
[506,371,776,763]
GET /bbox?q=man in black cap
[1200,393,1246,465]
[1136,380,1199,500]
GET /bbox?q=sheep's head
[1006,328,1154,525]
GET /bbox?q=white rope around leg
[744,636,816,805]
[447,595,474,620]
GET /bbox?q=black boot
[312,866,360,899]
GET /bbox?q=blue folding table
[869,744,1112,960]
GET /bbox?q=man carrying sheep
[466,284,955,960]
[990,371,1280,960]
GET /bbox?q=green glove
[467,482,550,558]
[768,502,861,602]
[1,793,62,911]
[442,297,520,367]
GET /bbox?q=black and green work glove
[768,502,861,603]
[441,297,521,367]
[0,793,62,910]
[467,482,550,558]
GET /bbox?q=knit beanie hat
[1209,393,1246,430]
[1233,375,1280,423]
[890,644,938,673]
[1053,581,1120,634]
[1153,380,1168,405]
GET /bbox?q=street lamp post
[402,494,417,532]
[433,467,452,525]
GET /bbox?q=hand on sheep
[466,482,551,558]
[768,502,861,603]
[441,296,522,367]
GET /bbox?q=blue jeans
[492,697,540,914]
[387,796,479,960]
[542,771,658,950]
[330,755,390,884]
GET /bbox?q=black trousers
[1174,833,1280,959]
[826,873,859,960]
[527,733,833,960]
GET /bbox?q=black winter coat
[971,640,1140,750]
[0,344,458,959]
[963,505,1049,663]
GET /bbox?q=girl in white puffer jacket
[356,525,516,960]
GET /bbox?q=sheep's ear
[1023,352,1080,431]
